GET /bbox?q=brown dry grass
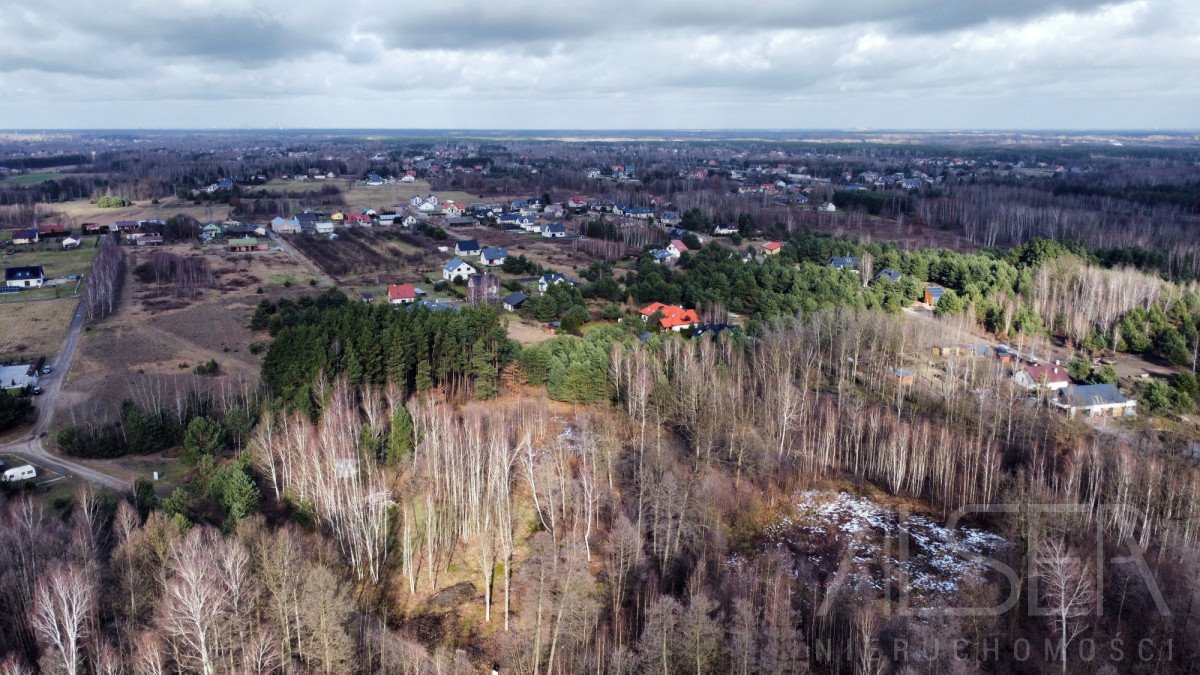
[506,318,556,345]
[58,242,324,420]
[38,196,233,226]
[262,179,477,211]
[0,297,77,360]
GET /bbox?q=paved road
[0,301,132,493]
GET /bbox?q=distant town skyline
[1,0,1196,130]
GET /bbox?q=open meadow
[0,297,77,361]
[56,241,329,423]
[260,178,477,209]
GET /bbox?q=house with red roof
[762,241,782,255]
[1014,363,1072,391]
[387,283,418,305]
[640,302,700,332]
[666,239,689,258]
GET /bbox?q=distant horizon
[4,127,1199,135]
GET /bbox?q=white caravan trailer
[3,465,37,482]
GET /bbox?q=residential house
[455,239,482,257]
[1054,384,1137,418]
[228,237,268,252]
[38,223,68,238]
[874,268,903,283]
[640,302,700,332]
[443,258,477,282]
[136,234,164,246]
[402,215,420,228]
[502,291,529,312]
[924,285,945,307]
[467,273,500,306]
[648,248,673,264]
[543,204,565,218]
[538,272,574,294]
[762,241,782,255]
[661,211,681,225]
[828,256,860,271]
[346,212,372,227]
[542,223,568,238]
[445,217,477,227]
[387,283,418,305]
[331,212,345,223]
[818,202,837,212]
[666,239,689,258]
[713,224,739,236]
[5,265,45,288]
[271,217,301,234]
[443,201,464,217]
[315,222,335,235]
[567,195,590,210]
[201,223,224,240]
[1015,364,1072,391]
[479,247,508,267]
[893,368,916,386]
[11,229,38,245]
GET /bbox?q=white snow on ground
[753,491,1009,605]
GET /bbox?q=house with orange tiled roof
[388,283,418,305]
[640,302,700,332]
[762,241,782,255]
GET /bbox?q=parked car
[41,366,51,374]
[32,387,43,395]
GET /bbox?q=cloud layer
[0,0,1196,129]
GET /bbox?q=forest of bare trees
[6,304,1200,672]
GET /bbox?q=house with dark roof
[480,247,508,267]
[828,256,860,271]
[443,258,477,281]
[502,291,529,312]
[1055,384,1137,418]
[541,223,568,238]
[5,265,45,288]
[924,285,945,307]
[874,268,903,283]
[538,272,574,294]
[455,240,481,256]
[10,229,38,245]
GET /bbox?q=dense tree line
[258,289,515,413]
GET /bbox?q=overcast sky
[0,0,1197,130]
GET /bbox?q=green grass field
[0,172,59,186]
[3,239,101,278]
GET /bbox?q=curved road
[0,301,131,493]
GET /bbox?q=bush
[193,359,220,376]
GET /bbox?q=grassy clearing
[45,196,232,225]
[3,240,100,278]
[0,172,60,186]
[0,297,76,359]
